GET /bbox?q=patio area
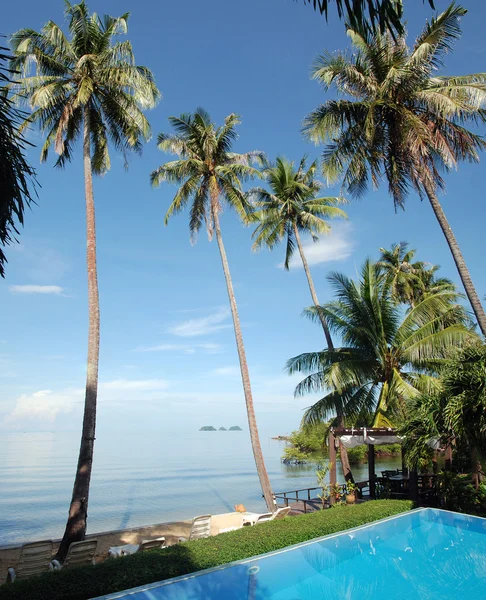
[275,427,445,513]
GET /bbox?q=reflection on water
[0,431,401,545]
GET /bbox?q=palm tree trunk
[212,205,275,512]
[292,226,354,480]
[56,107,100,561]
[422,181,486,336]
[293,225,334,350]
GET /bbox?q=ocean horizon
[0,429,400,546]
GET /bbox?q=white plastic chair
[179,515,212,542]
[7,540,53,582]
[51,539,98,570]
[108,537,166,558]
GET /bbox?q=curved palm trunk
[293,227,354,481]
[293,225,334,351]
[422,181,486,336]
[212,206,275,512]
[57,107,100,561]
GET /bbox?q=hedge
[0,500,414,600]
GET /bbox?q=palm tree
[251,156,347,349]
[151,109,275,511]
[287,260,478,431]
[304,4,486,336]
[11,1,160,558]
[0,45,36,277]
[250,156,353,480]
[401,343,486,488]
[378,242,455,307]
[301,0,435,34]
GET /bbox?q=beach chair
[253,506,291,525]
[108,537,166,558]
[51,539,98,570]
[7,540,54,582]
[179,515,212,542]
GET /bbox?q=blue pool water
[98,509,486,600]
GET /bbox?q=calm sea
[0,430,400,546]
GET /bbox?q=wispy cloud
[8,285,65,295]
[280,223,355,269]
[212,366,240,376]
[10,241,70,283]
[136,343,222,354]
[5,378,172,423]
[100,379,170,392]
[169,307,232,337]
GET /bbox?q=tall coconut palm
[287,260,478,430]
[11,1,160,558]
[250,156,353,480]
[251,156,347,349]
[378,242,455,307]
[151,109,275,511]
[304,4,486,336]
[0,45,36,277]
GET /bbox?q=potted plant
[330,483,343,504]
[316,463,331,509]
[345,481,358,504]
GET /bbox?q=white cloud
[101,379,170,392]
[10,241,70,283]
[212,366,240,376]
[136,342,222,354]
[169,308,232,337]
[279,223,355,269]
[8,285,65,295]
[5,388,83,422]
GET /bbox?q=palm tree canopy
[401,343,486,469]
[0,46,36,277]
[378,242,456,306]
[302,0,435,34]
[303,3,486,208]
[250,156,347,269]
[151,109,264,241]
[286,259,478,428]
[10,1,160,172]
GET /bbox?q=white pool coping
[93,507,486,599]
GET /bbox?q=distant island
[199,425,242,431]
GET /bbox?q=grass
[0,500,414,600]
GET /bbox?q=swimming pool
[97,508,486,599]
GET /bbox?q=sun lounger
[51,539,98,570]
[6,540,53,582]
[248,506,292,525]
[179,515,212,542]
[108,537,166,558]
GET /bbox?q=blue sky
[1,0,485,436]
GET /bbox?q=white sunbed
[7,540,54,582]
[248,506,292,525]
[108,537,166,558]
[179,515,212,542]
[51,539,98,570]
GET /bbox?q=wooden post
[432,451,438,474]
[329,430,337,506]
[409,469,418,503]
[368,444,376,499]
[445,445,452,471]
[401,446,408,476]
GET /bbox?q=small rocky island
[199,425,242,431]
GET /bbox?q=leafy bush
[0,501,413,600]
[436,472,486,516]
[343,443,401,465]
